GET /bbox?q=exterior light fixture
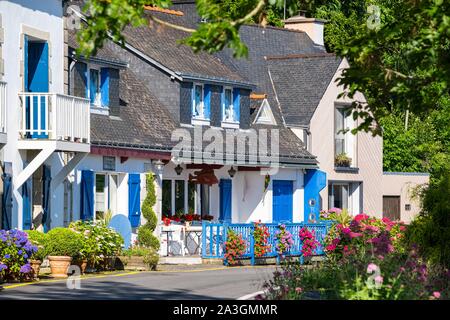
[228,166,237,178]
[174,164,183,175]
[153,160,165,172]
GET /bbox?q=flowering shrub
[224,229,246,265]
[323,213,406,262]
[253,221,271,257]
[0,229,38,281]
[69,221,123,267]
[25,230,48,261]
[299,227,319,257]
[275,225,294,256]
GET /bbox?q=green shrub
[45,228,84,258]
[25,230,48,261]
[137,227,160,251]
[406,170,450,268]
[121,246,159,270]
[137,173,160,250]
[69,220,123,266]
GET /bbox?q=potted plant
[25,230,48,279]
[335,153,352,167]
[45,228,84,278]
[116,246,159,271]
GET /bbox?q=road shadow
[0,280,228,300]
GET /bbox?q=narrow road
[0,266,276,300]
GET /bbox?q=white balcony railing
[18,92,90,143]
[0,81,6,134]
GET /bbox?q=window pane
[95,174,106,218]
[90,69,101,105]
[335,108,346,155]
[330,184,349,210]
[200,184,210,217]
[194,85,203,117]
[223,89,234,121]
[162,180,172,217]
[175,180,185,215]
[188,182,196,214]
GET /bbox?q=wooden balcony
[18,92,90,152]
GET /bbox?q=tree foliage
[137,173,160,250]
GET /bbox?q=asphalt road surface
[0,266,276,300]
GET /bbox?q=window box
[334,166,359,174]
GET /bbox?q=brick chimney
[284,11,325,46]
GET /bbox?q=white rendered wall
[0,0,64,229]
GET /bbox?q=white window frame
[334,104,357,166]
[94,172,119,220]
[192,83,209,124]
[162,179,210,217]
[221,87,239,128]
[329,182,351,212]
[87,64,110,115]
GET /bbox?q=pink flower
[433,292,441,299]
[295,287,303,294]
[342,227,351,234]
[349,232,363,238]
[374,275,383,285]
[354,214,369,222]
[367,263,378,273]
[326,244,336,252]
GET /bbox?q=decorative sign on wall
[103,156,116,171]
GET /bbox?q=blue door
[25,36,49,139]
[303,169,327,222]
[272,180,293,223]
[219,179,232,223]
[22,166,32,230]
[128,174,141,228]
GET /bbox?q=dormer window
[191,83,211,125]
[221,87,240,128]
[89,68,101,106]
[86,65,110,113]
[193,84,205,118]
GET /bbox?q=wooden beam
[90,146,171,161]
[14,147,55,191]
[186,164,223,170]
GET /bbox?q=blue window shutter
[22,176,32,230]
[128,174,141,228]
[100,68,110,107]
[233,88,240,122]
[42,165,52,232]
[24,36,29,92]
[1,172,12,230]
[204,84,211,120]
[80,170,94,221]
[219,179,232,223]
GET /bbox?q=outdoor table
[184,228,202,255]
[161,229,175,257]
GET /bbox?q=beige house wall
[295,59,384,217]
[381,173,429,223]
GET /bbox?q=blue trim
[128,173,141,228]
[22,173,32,230]
[80,170,94,221]
[100,68,110,107]
[272,180,293,223]
[304,169,327,222]
[232,88,240,122]
[204,84,211,120]
[42,165,51,232]
[219,179,232,223]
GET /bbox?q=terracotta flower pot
[30,260,42,279]
[48,256,72,278]
[73,259,88,274]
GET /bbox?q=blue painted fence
[201,221,333,265]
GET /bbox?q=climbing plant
[137,173,160,250]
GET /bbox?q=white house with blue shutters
[0,0,427,258]
[0,0,90,232]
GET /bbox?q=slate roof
[120,14,250,86]
[268,54,343,126]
